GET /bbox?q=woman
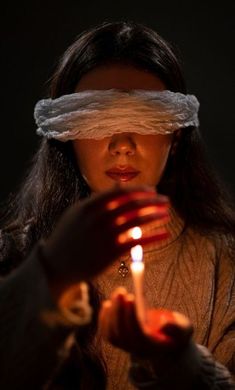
[0,21,234,389]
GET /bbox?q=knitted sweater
[0,209,234,389]
[94,208,235,388]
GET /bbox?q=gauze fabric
[34,89,200,141]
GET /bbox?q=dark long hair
[1,20,234,252]
[0,20,235,388]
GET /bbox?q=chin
[110,181,145,190]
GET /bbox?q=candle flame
[131,226,142,239]
[130,244,143,262]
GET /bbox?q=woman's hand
[99,288,202,388]
[99,287,193,358]
[39,187,170,298]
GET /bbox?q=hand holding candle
[98,191,192,360]
[99,287,193,357]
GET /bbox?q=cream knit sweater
[93,208,235,388]
[0,208,234,388]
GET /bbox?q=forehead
[75,63,166,92]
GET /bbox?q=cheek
[144,139,172,182]
[159,142,172,164]
[73,140,102,171]
[159,141,172,169]
[144,136,172,163]
[72,141,109,191]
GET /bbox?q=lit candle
[130,227,146,324]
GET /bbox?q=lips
[105,166,140,182]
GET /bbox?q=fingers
[116,230,170,257]
[101,190,170,239]
[99,288,145,351]
[144,309,193,349]
[85,186,169,214]
[84,187,171,252]
[99,291,193,359]
[115,214,170,238]
[92,193,170,228]
[109,198,169,225]
[101,196,170,242]
[99,288,130,345]
[82,186,170,229]
[106,190,169,212]
[99,299,112,339]
[161,311,193,347]
[113,203,170,229]
[70,188,171,272]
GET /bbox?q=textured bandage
[34,89,200,141]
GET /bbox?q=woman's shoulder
[184,225,235,273]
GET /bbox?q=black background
[1,1,234,203]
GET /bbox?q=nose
[108,133,136,156]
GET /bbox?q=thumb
[161,311,193,347]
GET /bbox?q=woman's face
[73,64,173,193]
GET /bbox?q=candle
[130,227,146,324]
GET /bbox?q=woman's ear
[170,130,181,156]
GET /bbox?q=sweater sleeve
[188,242,235,389]
[129,342,235,389]
[0,241,75,389]
[194,344,235,388]
[205,241,235,384]
[183,236,235,388]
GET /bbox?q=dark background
[1,1,234,204]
